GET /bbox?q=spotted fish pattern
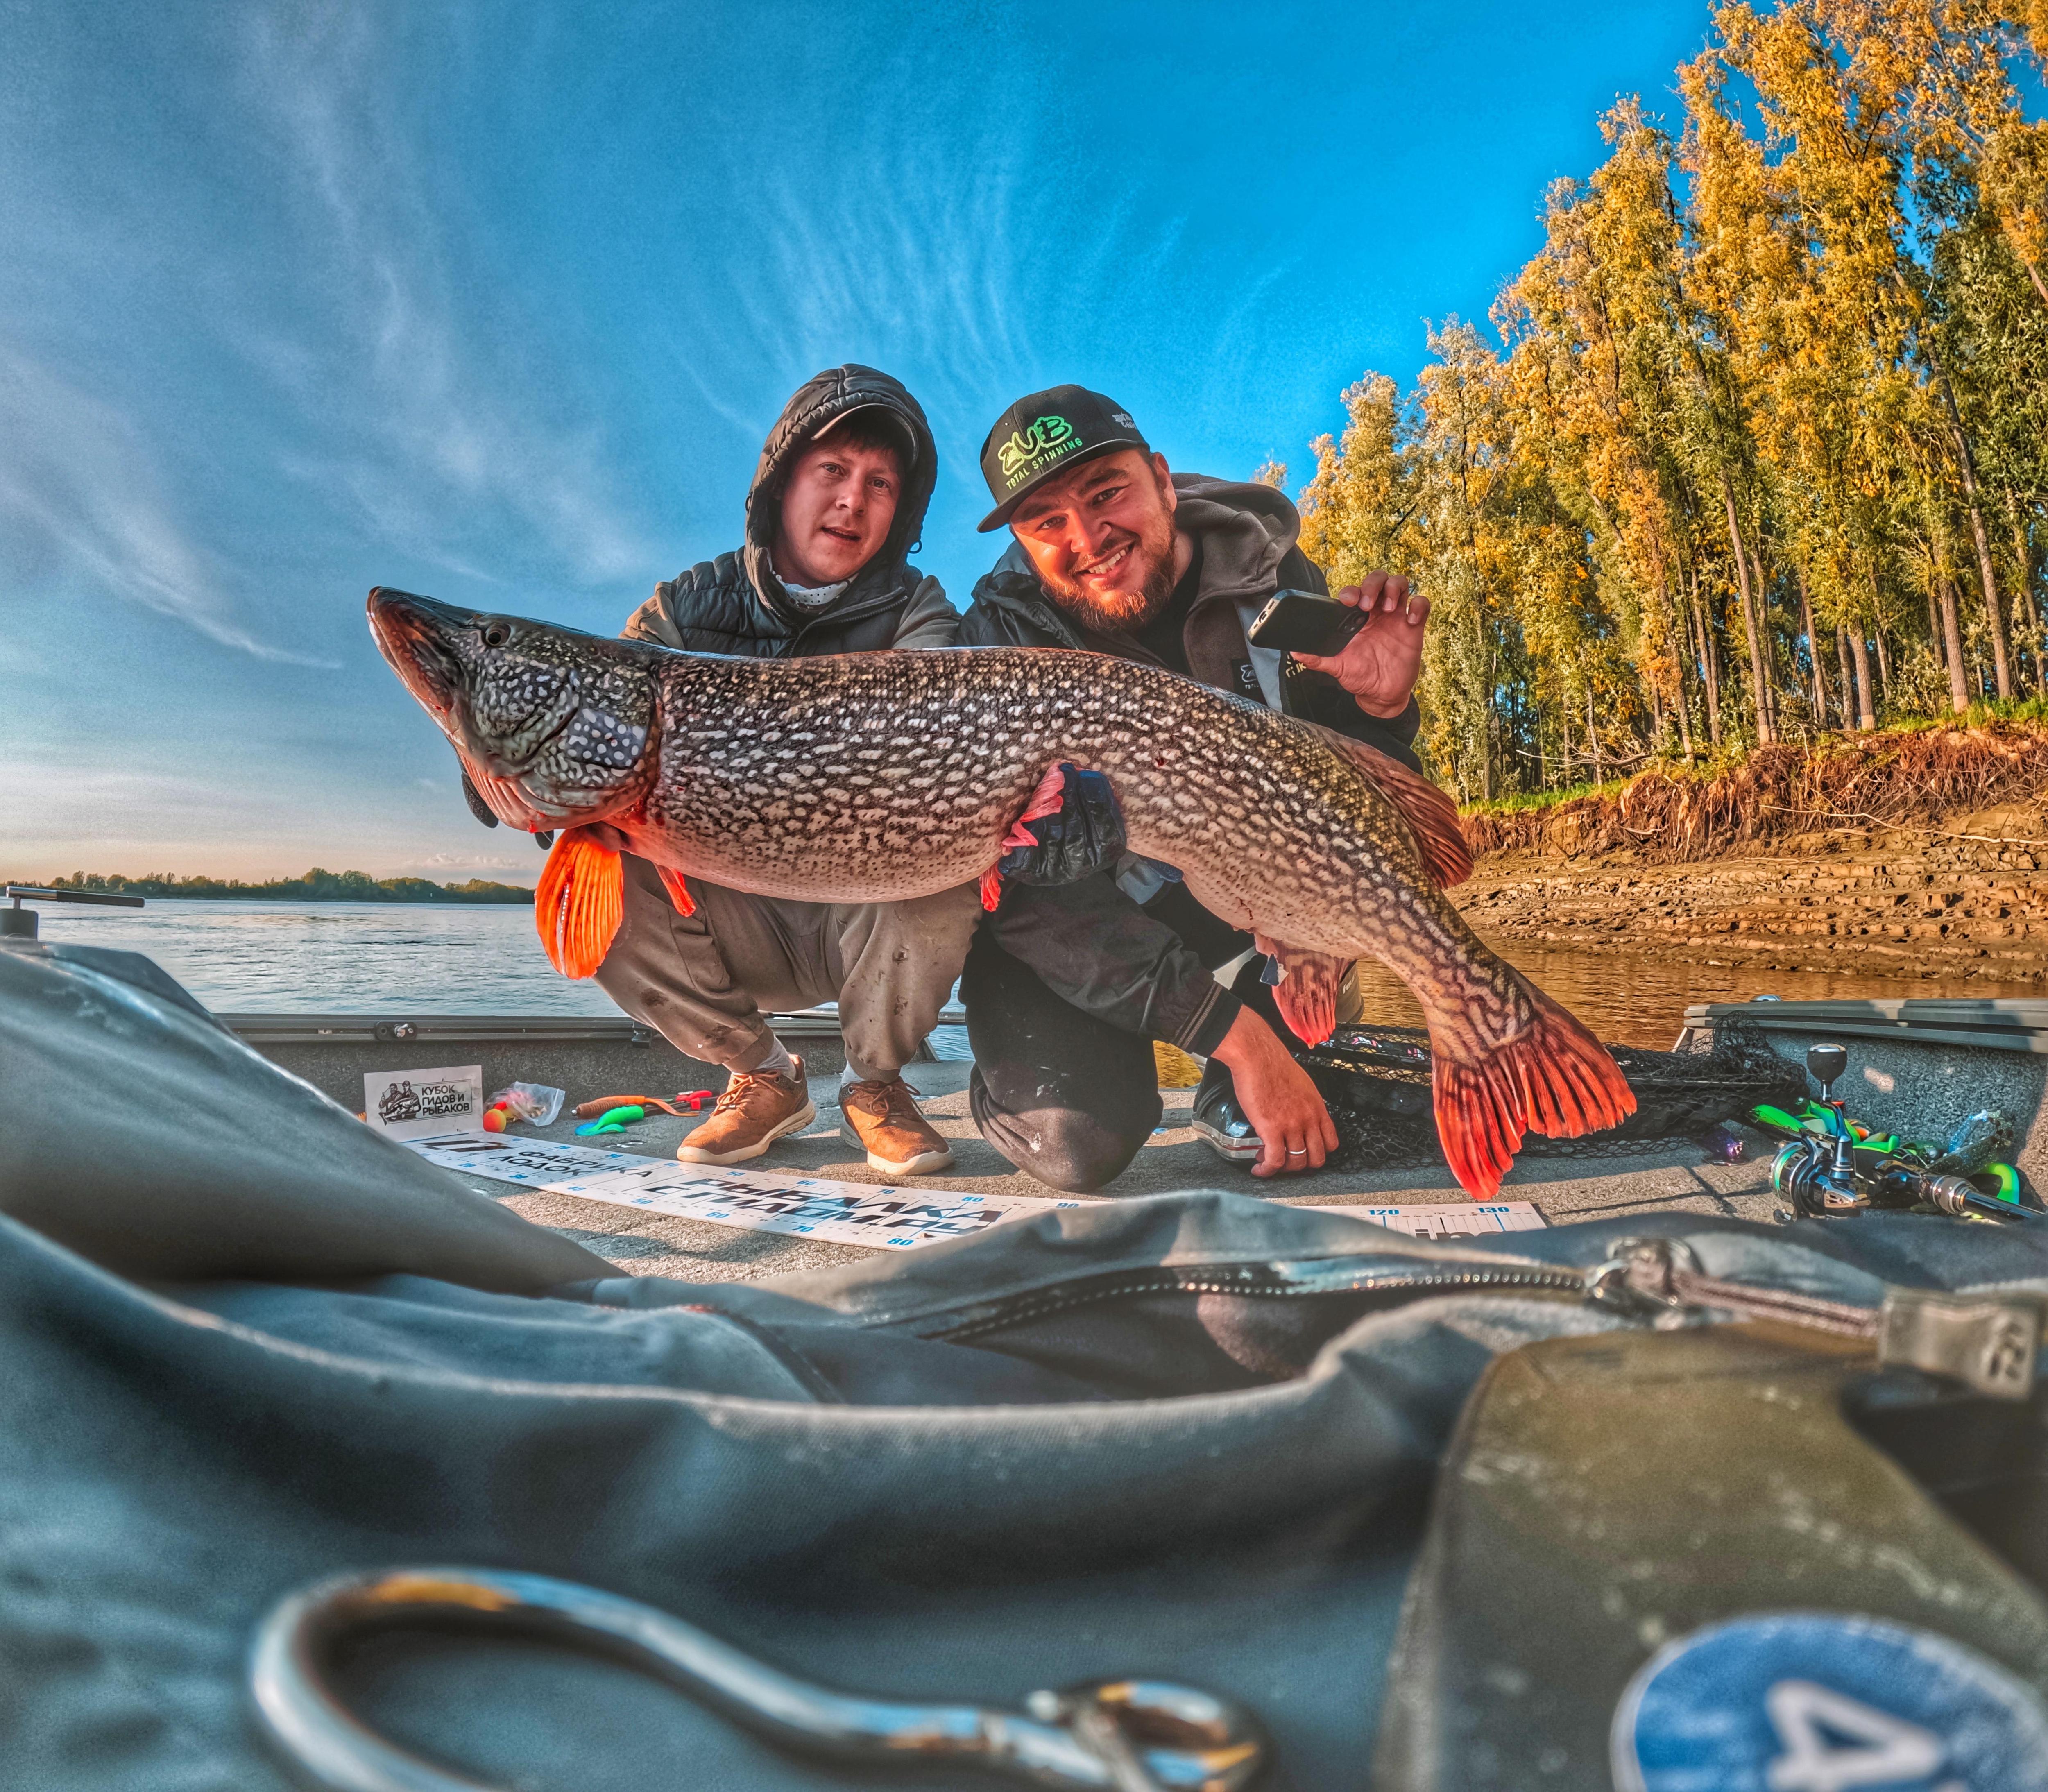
[369,587,1633,1195]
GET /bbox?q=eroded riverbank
[1456,801,2048,992]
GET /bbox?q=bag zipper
[922,1239,2043,1401]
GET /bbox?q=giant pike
[369,587,1632,1196]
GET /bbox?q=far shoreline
[9,870,537,905]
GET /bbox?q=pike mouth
[367,587,464,724]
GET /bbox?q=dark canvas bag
[7,940,2048,1790]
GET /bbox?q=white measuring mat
[407,1134,1546,1251]
[405,1133,1087,1249]
[1308,1201,1545,1238]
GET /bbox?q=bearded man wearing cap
[957,385,1432,1191]
[556,366,979,1176]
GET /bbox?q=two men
[558,367,1427,1191]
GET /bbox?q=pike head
[367,587,658,832]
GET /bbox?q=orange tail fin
[655,864,695,918]
[536,827,624,978]
[1430,987,1636,1199]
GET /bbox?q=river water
[27,898,2035,1049]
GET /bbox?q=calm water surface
[1355,946,2040,1049]
[33,901,614,1015]
[29,899,2039,1048]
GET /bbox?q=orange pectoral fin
[536,827,624,978]
[655,864,695,918]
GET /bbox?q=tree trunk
[1588,686,1601,784]
[1916,321,2013,698]
[1836,624,1856,729]
[2014,509,2044,697]
[1722,484,1774,744]
[1848,625,1877,730]
[1939,575,1970,713]
[1970,501,2014,700]
[1797,568,1828,727]
[2019,251,2048,310]
[1692,580,1723,750]
[1873,625,1891,701]
[1672,653,1695,761]
[1749,546,1780,737]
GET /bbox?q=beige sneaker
[675,1057,816,1166]
[839,1077,956,1176]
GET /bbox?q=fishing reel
[1766,1043,2032,1224]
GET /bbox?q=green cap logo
[996,414,1079,487]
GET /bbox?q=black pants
[963,888,1285,1194]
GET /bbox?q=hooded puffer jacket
[623,366,957,657]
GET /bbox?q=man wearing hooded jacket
[590,366,978,1175]
[959,385,1431,1192]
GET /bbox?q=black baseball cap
[976,385,1151,531]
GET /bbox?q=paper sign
[1312,1201,1546,1239]
[406,1134,1087,1249]
[404,1135,1544,1251]
[364,1065,484,1141]
[402,1134,652,1183]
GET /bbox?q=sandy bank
[1458,802,2048,981]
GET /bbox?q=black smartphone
[1245,589,1369,656]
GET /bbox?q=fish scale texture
[371,592,1636,1192]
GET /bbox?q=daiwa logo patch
[997,414,1081,486]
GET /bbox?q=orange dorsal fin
[655,864,695,918]
[536,827,624,978]
[1302,723,1473,889]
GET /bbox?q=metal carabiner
[250,1567,1268,1792]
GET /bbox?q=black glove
[462,763,552,848]
[998,764,1126,885]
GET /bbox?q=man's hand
[1291,571,1429,719]
[1208,1007,1339,1176]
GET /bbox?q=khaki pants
[593,854,982,1083]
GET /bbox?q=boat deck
[449,1060,1783,1282]
[222,996,2048,1283]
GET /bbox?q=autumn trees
[1296,0,2048,802]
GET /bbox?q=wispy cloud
[238,8,648,587]
[415,850,535,872]
[0,344,337,665]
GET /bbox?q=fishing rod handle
[249,1566,1266,1792]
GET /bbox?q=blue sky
[1,0,1718,882]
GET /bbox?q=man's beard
[1040,525,1180,634]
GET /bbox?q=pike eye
[482,621,511,648]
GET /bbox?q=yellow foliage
[1286,0,2048,802]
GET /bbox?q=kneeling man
[594,366,980,1174]
[960,385,1431,1189]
